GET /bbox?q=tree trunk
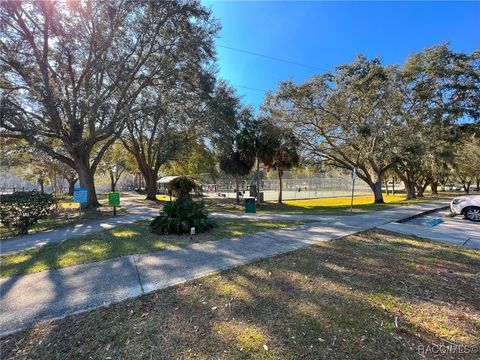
[144,170,158,201]
[384,177,389,196]
[109,171,116,192]
[38,179,44,194]
[256,159,260,204]
[416,184,425,198]
[430,181,438,195]
[417,188,424,197]
[134,173,139,189]
[392,177,395,195]
[397,172,416,200]
[19,224,29,235]
[76,159,101,208]
[235,176,240,204]
[363,172,384,204]
[407,182,416,200]
[416,179,429,198]
[278,168,283,204]
[67,178,77,196]
[135,172,145,190]
[463,180,471,194]
[371,178,384,204]
[476,177,480,190]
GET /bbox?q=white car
[450,195,480,222]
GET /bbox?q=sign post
[73,187,88,219]
[350,167,358,213]
[109,192,120,216]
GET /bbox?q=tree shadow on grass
[0,219,304,279]
[0,222,174,279]
[1,229,479,359]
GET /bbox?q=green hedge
[0,191,55,235]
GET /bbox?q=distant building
[156,175,180,194]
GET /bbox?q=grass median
[0,218,306,278]
[1,229,478,359]
[206,194,447,215]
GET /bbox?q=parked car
[450,195,480,222]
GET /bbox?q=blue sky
[203,1,480,109]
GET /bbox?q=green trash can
[244,197,256,213]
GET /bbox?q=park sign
[109,192,120,206]
[73,187,88,204]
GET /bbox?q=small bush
[150,199,217,235]
[0,191,55,235]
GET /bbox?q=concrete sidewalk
[0,201,448,336]
[1,202,338,255]
[0,198,450,255]
[0,208,339,255]
[210,212,339,221]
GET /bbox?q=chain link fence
[214,173,372,201]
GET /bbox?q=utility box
[244,197,256,213]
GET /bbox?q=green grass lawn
[2,229,478,359]
[0,191,146,239]
[0,216,73,238]
[205,193,453,215]
[0,219,306,278]
[0,207,128,238]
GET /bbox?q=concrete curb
[396,205,449,223]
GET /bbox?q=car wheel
[464,207,480,222]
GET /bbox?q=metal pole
[350,168,357,213]
[350,178,355,212]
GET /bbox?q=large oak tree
[1,0,210,207]
[393,45,480,199]
[265,56,402,203]
[264,46,479,203]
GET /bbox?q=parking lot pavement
[378,210,480,249]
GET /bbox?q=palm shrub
[150,199,217,235]
[0,191,55,235]
[151,176,217,235]
[167,176,199,204]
